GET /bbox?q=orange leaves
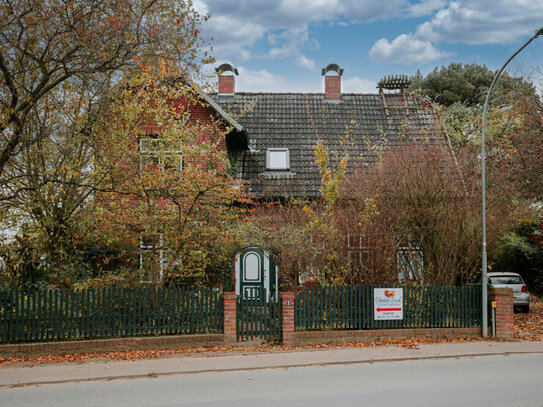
[515,294,543,341]
[0,336,490,367]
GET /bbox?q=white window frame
[397,246,424,282]
[139,234,168,282]
[266,148,290,171]
[139,137,183,172]
[347,234,372,272]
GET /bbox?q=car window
[490,276,523,285]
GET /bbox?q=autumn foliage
[92,72,251,285]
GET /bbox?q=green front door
[239,248,265,300]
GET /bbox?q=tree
[3,102,95,266]
[344,141,519,285]
[411,62,543,284]
[93,72,250,285]
[0,0,221,288]
[0,72,108,287]
[485,95,543,202]
[410,63,536,107]
[0,0,211,184]
[410,63,538,151]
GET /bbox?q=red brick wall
[489,287,514,339]
[294,327,482,345]
[223,292,237,342]
[325,76,341,99]
[218,75,235,94]
[281,292,295,346]
[94,94,230,224]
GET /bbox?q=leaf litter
[0,336,488,367]
[515,294,543,341]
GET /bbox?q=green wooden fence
[295,285,481,331]
[236,295,281,342]
[0,287,223,343]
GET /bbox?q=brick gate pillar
[281,292,295,346]
[224,292,237,343]
[489,287,514,340]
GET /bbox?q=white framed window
[397,246,424,282]
[347,234,373,272]
[266,148,290,170]
[139,234,170,282]
[139,136,182,172]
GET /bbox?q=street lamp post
[481,26,543,338]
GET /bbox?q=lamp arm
[481,27,542,338]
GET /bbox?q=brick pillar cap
[489,287,513,295]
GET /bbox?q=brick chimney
[322,63,343,99]
[215,63,238,95]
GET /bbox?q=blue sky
[195,0,543,93]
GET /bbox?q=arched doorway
[234,247,278,300]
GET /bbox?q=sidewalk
[1,340,542,387]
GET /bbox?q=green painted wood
[293,284,482,332]
[0,285,479,344]
[236,293,280,342]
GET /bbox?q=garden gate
[236,294,281,342]
[234,247,281,342]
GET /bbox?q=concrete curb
[1,340,542,388]
[3,350,543,388]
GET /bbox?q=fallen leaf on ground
[515,294,543,341]
[0,336,488,367]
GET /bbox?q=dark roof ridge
[211,92,408,97]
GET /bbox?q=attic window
[266,148,290,170]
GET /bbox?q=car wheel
[521,305,529,313]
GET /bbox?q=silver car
[488,272,530,313]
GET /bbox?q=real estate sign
[374,288,403,320]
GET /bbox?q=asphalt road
[2,353,543,407]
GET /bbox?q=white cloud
[198,0,406,62]
[342,77,378,93]
[367,1,543,67]
[415,1,543,44]
[267,26,312,59]
[217,66,378,94]
[235,67,293,92]
[369,34,451,64]
[408,0,447,17]
[235,66,337,92]
[238,49,252,62]
[296,55,316,70]
[204,0,405,28]
[200,14,267,58]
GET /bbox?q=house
[212,63,446,199]
[207,63,458,299]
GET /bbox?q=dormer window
[266,148,290,170]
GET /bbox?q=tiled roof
[211,92,447,198]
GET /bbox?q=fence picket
[1,285,480,344]
[292,284,482,334]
